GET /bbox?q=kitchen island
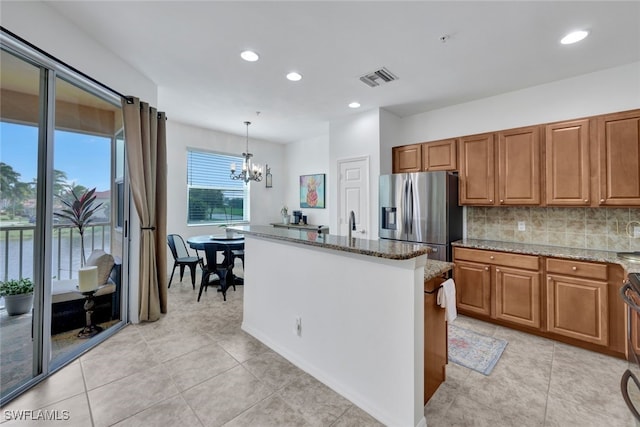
[232,225,431,427]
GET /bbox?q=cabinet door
[494,266,541,329]
[459,133,495,205]
[545,119,591,206]
[546,274,608,346]
[497,126,541,205]
[392,144,422,173]
[424,277,446,404]
[454,260,491,316]
[423,139,457,171]
[597,110,640,206]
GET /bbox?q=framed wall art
[300,174,325,208]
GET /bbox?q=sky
[0,122,111,192]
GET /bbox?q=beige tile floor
[1,270,635,427]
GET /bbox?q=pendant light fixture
[230,121,263,183]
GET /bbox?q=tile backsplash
[466,207,640,252]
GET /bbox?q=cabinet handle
[572,266,577,271]
[490,256,495,260]
[500,199,504,204]
[484,267,489,271]
[548,276,551,280]
[600,199,605,203]
[489,199,493,203]
[584,199,588,203]
[496,268,500,272]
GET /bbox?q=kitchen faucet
[348,210,356,241]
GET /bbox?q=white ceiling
[46,1,640,143]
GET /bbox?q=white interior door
[338,157,370,239]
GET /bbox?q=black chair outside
[167,234,203,289]
[199,243,235,301]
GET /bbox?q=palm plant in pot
[0,278,34,316]
[54,187,103,267]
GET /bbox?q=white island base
[241,232,428,427]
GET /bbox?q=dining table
[186,233,245,289]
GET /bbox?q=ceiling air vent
[359,67,398,87]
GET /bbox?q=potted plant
[54,187,103,267]
[0,278,34,316]
[281,205,289,224]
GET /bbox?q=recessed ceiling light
[286,72,303,82]
[348,102,361,109]
[240,50,259,62]
[560,30,589,45]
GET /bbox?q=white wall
[282,133,331,227]
[379,109,403,176]
[400,61,640,146]
[1,1,157,103]
[166,120,286,269]
[329,109,381,239]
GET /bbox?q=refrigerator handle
[401,178,408,231]
[408,179,414,234]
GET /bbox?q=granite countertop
[231,225,432,260]
[424,260,454,281]
[452,239,640,274]
[270,223,329,229]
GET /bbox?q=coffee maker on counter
[292,210,303,224]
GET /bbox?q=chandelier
[230,121,263,183]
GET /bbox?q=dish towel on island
[437,278,457,323]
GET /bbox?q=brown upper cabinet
[458,133,495,205]
[392,139,457,173]
[459,126,541,206]
[390,108,640,207]
[497,126,541,205]
[545,119,591,206]
[422,138,457,171]
[392,143,422,173]
[597,110,640,206]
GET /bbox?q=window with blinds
[187,150,248,225]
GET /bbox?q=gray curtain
[122,97,168,321]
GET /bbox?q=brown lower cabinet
[424,276,447,404]
[453,247,627,358]
[546,258,608,346]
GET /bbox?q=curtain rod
[1,26,127,100]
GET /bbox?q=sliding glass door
[0,48,41,399]
[0,32,128,404]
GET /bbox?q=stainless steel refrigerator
[379,171,462,262]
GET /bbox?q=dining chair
[198,243,235,301]
[167,234,203,289]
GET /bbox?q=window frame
[186,148,250,226]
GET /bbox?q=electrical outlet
[295,316,302,336]
[518,221,526,231]
[634,226,640,239]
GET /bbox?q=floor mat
[448,323,507,375]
